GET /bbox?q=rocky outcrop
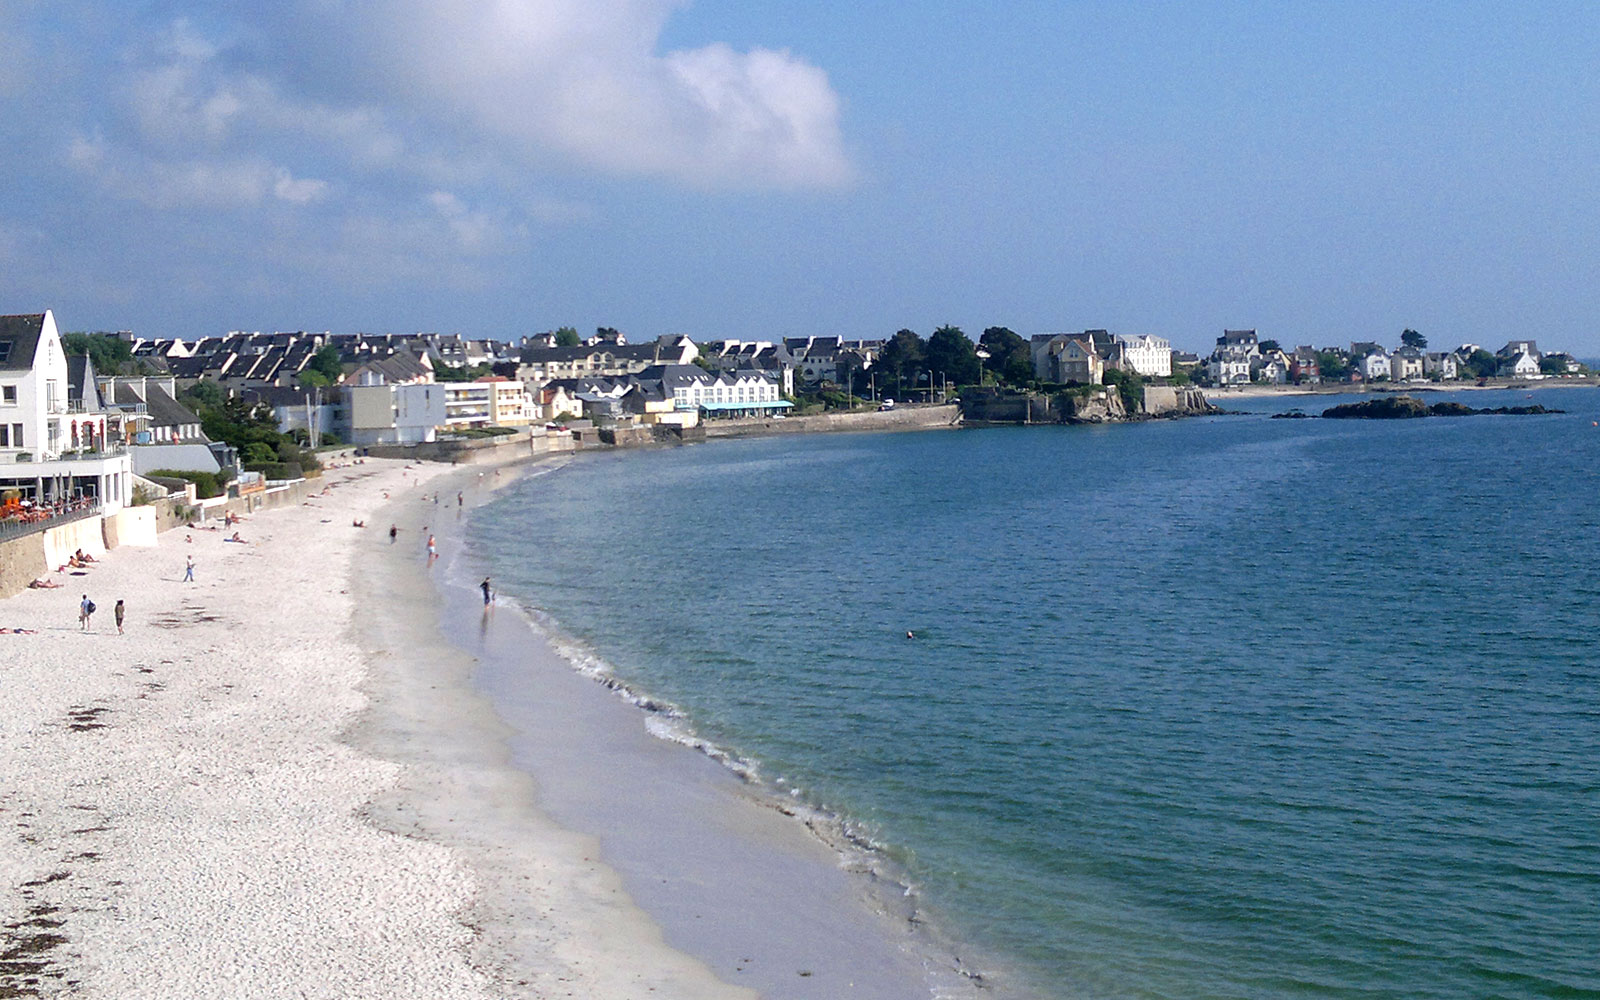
[959,384,1216,425]
[1321,396,1563,419]
[1323,396,1432,419]
[1141,385,1217,417]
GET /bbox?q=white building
[0,311,133,512]
[1423,352,1459,380]
[1207,350,1253,386]
[1498,351,1541,379]
[1114,334,1172,377]
[1256,352,1290,384]
[1358,350,1392,381]
[1391,346,1426,381]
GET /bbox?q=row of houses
[1028,331,1174,383]
[1204,331,1581,386]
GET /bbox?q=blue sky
[3,1,1598,355]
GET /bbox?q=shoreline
[399,455,995,999]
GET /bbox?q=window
[0,425,7,446]
[1,384,14,404]
[0,342,10,363]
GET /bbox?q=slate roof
[66,354,101,408]
[0,313,45,371]
[113,382,202,430]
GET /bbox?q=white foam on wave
[498,598,908,870]
[456,562,992,995]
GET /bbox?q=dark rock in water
[1483,404,1562,415]
[1322,396,1431,419]
[1271,410,1314,419]
[1321,396,1564,419]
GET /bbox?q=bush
[148,468,223,499]
[244,462,304,481]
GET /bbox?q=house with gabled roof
[0,310,134,512]
[1391,346,1426,381]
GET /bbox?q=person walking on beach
[79,594,94,631]
[183,555,195,582]
[389,523,397,544]
[114,599,125,635]
[426,534,437,564]
[457,491,464,507]
[481,577,493,606]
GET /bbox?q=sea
[465,385,1600,1000]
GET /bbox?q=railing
[1,444,127,463]
[0,501,102,543]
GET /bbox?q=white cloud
[274,169,329,204]
[263,0,855,190]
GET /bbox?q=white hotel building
[0,311,134,513]
[1114,334,1173,377]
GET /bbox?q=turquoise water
[470,387,1600,999]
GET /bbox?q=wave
[487,594,997,993]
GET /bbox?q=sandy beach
[1,454,970,999]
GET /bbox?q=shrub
[244,462,304,481]
[148,468,223,499]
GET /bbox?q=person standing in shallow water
[114,599,125,635]
[481,577,492,606]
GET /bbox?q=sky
[3,1,1599,356]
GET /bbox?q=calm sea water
[469,387,1600,999]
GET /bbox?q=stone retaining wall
[702,404,961,439]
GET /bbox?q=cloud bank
[73,1,852,206]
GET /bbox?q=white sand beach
[0,457,765,998]
[1,455,968,999]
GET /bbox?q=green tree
[1539,355,1568,375]
[297,369,332,388]
[595,326,621,341]
[1258,339,1282,353]
[1102,367,1144,413]
[62,332,135,374]
[1317,350,1351,381]
[925,325,981,386]
[877,329,925,395]
[1400,329,1427,350]
[554,327,581,347]
[432,362,494,382]
[309,343,343,382]
[979,327,1033,385]
[1465,349,1498,379]
[183,379,225,409]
